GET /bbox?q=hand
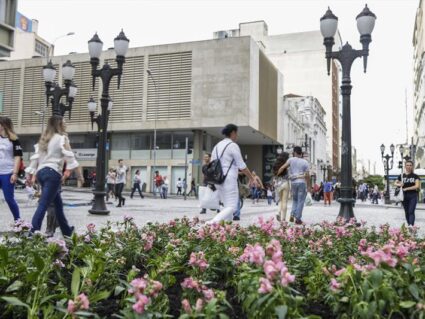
[10,174,17,184]
[62,169,72,183]
[26,174,34,186]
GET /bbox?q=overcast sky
[18,0,418,174]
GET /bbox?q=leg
[407,194,417,226]
[290,183,299,217]
[137,184,144,198]
[130,183,136,198]
[31,169,61,232]
[295,183,307,221]
[52,191,73,236]
[0,174,20,220]
[279,183,289,221]
[208,179,238,223]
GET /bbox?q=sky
[18,0,419,175]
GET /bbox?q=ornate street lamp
[42,60,77,118]
[380,144,394,204]
[320,4,376,221]
[87,30,130,215]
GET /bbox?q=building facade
[214,21,342,170]
[0,36,283,191]
[413,0,425,168]
[0,0,17,57]
[281,94,327,184]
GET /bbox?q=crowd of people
[0,117,421,238]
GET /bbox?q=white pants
[208,177,239,223]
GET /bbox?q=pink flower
[78,293,89,310]
[132,295,149,314]
[86,223,96,233]
[131,278,148,291]
[202,288,215,301]
[195,298,204,312]
[263,260,279,280]
[265,239,281,256]
[330,278,341,292]
[396,245,409,259]
[182,299,192,314]
[53,259,65,268]
[334,268,346,277]
[258,277,273,294]
[181,277,200,291]
[280,272,295,287]
[188,252,209,271]
[67,300,76,314]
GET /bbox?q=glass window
[111,133,130,159]
[155,132,172,150]
[132,133,151,150]
[35,40,48,57]
[69,133,97,149]
[172,132,193,159]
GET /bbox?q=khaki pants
[278,181,290,221]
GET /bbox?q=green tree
[359,175,385,190]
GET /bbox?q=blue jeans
[0,173,20,220]
[31,168,73,236]
[402,192,417,226]
[290,182,307,220]
[234,198,241,218]
[267,196,273,205]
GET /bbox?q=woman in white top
[208,124,254,223]
[26,116,82,236]
[161,176,169,199]
[106,168,116,201]
[0,116,23,221]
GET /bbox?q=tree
[359,175,385,190]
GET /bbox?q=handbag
[305,192,313,206]
[394,187,403,203]
[199,185,220,209]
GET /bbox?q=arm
[277,162,290,176]
[394,176,403,187]
[403,179,421,192]
[10,156,21,184]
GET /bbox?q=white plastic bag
[394,188,404,203]
[199,185,220,210]
[305,192,313,206]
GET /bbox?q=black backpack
[203,142,234,184]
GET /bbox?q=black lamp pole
[320,5,376,221]
[380,144,394,204]
[42,60,77,118]
[87,31,129,215]
[320,164,327,182]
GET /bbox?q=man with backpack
[205,124,254,223]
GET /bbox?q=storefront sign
[73,149,97,160]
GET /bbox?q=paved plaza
[1,188,424,236]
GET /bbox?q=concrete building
[0,36,283,191]
[214,21,343,170]
[413,0,425,168]
[5,12,52,60]
[282,94,327,184]
[0,0,17,57]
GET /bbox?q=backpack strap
[220,142,235,178]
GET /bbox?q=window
[0,1,6,23]
[0,0,16,25]
[132,133,151,150]
[35,40,48,57]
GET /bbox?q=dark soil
[164,272,186,318]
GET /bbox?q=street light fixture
[320,4,376,221]
[87,30,130,215]
[42,59,77,118]
[380,143,394,204]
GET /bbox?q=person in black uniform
[395,160,421,226]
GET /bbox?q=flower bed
[0,217,424,318]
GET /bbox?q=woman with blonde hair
[26,115,82,236]
[273,152,290,221]
[0,116,23,221]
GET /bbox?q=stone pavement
[1,188,424,236]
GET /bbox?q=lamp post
[320,5,376,221]
[42,60,77,118]
[87,30,130,215]
[380,144,394,204]
[320,164,327,182]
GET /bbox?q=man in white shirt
[115,159,127,207]
[208,124,254,223]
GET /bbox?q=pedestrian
[273,152,290,221]
[26,115,83,236]
[161,176,169,199]
[176,178,183,195]
[0,116,23,221]
[153,171,164,198]
[188,178,197,197]
[323,178,333,206]
[106,168,116,201]
[207,124,254,223]
[130,169,144,199]
[277,146,310,224]
[334,180,341,200]
[200,153,211,214]
[250,171,264,204]
[266,186,273,206]
[372,185,379,204]
[115,159,128,207]
[395,160,421,226]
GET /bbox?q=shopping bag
[199,185,220,210]
[305,192,313,206]
[394,187,404,203]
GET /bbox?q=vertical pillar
[192,130,203,188]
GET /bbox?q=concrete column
[192,130,203,187]
[146,165,152,193]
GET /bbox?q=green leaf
[90,290,110,303]
[33,253,45,271]
[400,301,416,308]
[408,284,420,300]
[5,280,23,293]
[114,286,126,296]
[275,305,288,319]
[1,296,30,310]
[71,268,81,297]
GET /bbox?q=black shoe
[289,216,294,222]
[233,216,240,221]
[200,210,206,214]
[130,196,133,199]
[116,204,122,207]
[122,198,126,206]
[295,219,303,225]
